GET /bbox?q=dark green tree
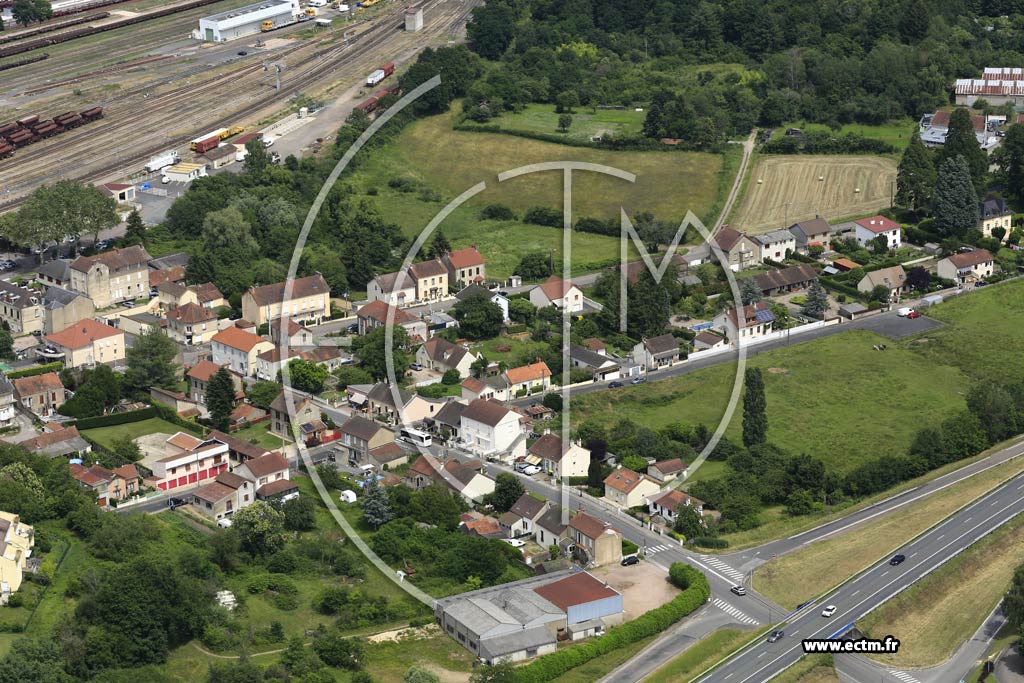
[898,0,930,41]
[205,367,236,432]
[470,661,516,683]
[896,135,935,211]
[282,495,317,531]
[428,230,451,259]
[453,294,503,339]
[465,1,516,60]
[933,156,979,239]
[231,501,285,555]
[740,277,762,305]
[491,472,525,512]
[0,328,13,361]
[441,369,461,385]
[123,209,146,246]
[286,358,329,394]
[672,503,705,540]
[514,252,553,280]
[246,381,282,410]
[243,138,272,177]
[360,481,394,530]
[742,367,768,447]
[124,326,178,394]
[352,326,409,381]
[311,633,364,670]
[557,114,573,133]
[997,124,1024,204]
[1005,563,1024,629]
[508,298,535,324]
[937,108,987,192]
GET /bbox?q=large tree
[739,277,762,305]
[123,209,146,246]
[491,472,525,512]
[360,481,394,530]
[672,503,705,540]
[231,500,285,555]
[351,326,409,381]
[124,326,179,394]
[937,108,987,192]
[742,367,768,448]
[997,123,1024,205]
[895,135,935,211]
[933,155,979,239]
[286,358,329,394]
[465,1,517,60]
[452,294,504,340]
[205,367,236,432]
[11,0,51,26]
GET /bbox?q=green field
[81,417,200,449]
[351,109,731,278]
[572,330,967,476]
[231,421,288,450]
[901,279,1024,384]
[461,103,646,142]
[768,120,917,152]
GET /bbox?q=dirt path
[714,130,757,232]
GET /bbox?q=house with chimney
[417,337,479,380]
[857,265,908,302]
[44,318,125,369]
[530,276,583,313]
[69,463,141,506]
[211,327,274,377]
[241,274,330,327]
[854,215,902,250]
[715,301,776,342]
[499,492,549,539]
[443,247,486,287]
[528,434,590,479]
[567,511,622,565]
[631,334,680,372]
[937,249,995,283]
[69,245,151,309]
[460,399,523,457]
[13,372,66,418]
[0,281,44,335]
[603,467,661,508]
[788,218,832,254]
[166,302,218,345]
[710,226,759,271]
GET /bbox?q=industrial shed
[197,0,298,42]
[434,570,623,664]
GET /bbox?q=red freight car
[193,136,220,154]
[381,61,394,77]
[32,121,60,138]
[55,113,83,128]
[0,143,13,159]
[0,123,18,137]
[79,107,103,120]
[16,115,39,127]
[7,131,35,146]
[355,95,380,114]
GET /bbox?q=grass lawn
[461,103,646,143]
[81,417,201,449]
[769,120,917,152]
[644,629,755,683]
[753,448,1024,609]
[773,655,839,683]
[231,421,289,450]
[903,279,1024,384]
[363,629,476,683]
[552,635,657,683]
[473,335,551,364]
[573,330,967,478]
[860,512,1024,668]
[350,109,730,278]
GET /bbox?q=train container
[7,131,36,145]
[381,61,394,77]
[232,132,263,148]
[53,111,77,122]
[190,128,227,149]
[145,150,180,173]
[32,122,61,138]
[0,143,13,160]
[365,68,385,87]
[0,123,18,137]
[355,95,380,114]
[59,113,84,128]
[193,136,220,154]
[16,115,39,127]
[79,107,103,120]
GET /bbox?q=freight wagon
[0,106,103,156]
[364,61,394,86]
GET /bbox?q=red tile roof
[12,372,63,397]
[505,361,551,386]
[568,511,610,539]
[854,215,900,234]
[70,245,150,274]
[357,299,415,325]
[167,302,216,324]
[537,276,577,301]
[211,327,268,352]
[45,318,122,349]
[533,571,620,611]
[186,359,227,383]
[947,249,994,268]
[604,467,653,494]
[445,247,484,269]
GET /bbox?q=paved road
[695,469,1024,683]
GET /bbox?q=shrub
[693,536,729,549]
[523,206,562,228]
[479,204,516,221]
[388,177,419,193]
[7,362,63,379]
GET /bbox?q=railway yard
[0,0,479,209]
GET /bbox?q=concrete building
[166,302,218,345]
[460,399,522,457]
[954,68,1024,107]
[715,301,775,342]
[336,415,395,466]
[443,247,486,287]
[143,432,231,492]
[854,216,901,250]
[937,249,995,283]
[404,3,423,31]
[416,337,478,379]
[567,512,622,566]
[211,326,274,377]
[788,217,832,253]
[44,318,125,368]
[69,245,151,309]
[242,274,330,327]
[13,372,65,418]
[434,571,622,665]
[198,0,298,41]
[186,359,244,404]
[162,162,208,183]
[0,281,43,335]
[367,271,417,307]
[42,287,95,335]
[751,229,796,262]
[0,512,34,603]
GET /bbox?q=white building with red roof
[443,247,486,287]
[44,318,125,368]
[529,276,583,313]
[854,215,902,250]
[211,326,274,377]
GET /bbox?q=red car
[907,311,922,319]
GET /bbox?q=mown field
[460,103,646,142]
[350,109,733,278]
[571,330,967,477]
[731,155,897,233]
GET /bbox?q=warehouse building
[197,0,299,42]
[434,570,623,664]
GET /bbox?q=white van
[897,307,913,317]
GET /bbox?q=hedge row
[819,277,862,300]
[71,403,205,435]
[693,536,730,549]
[8,362,63,379]
[513,564,709,683]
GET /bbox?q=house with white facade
[751,229,796,262]
[459,398,522,457]
[854,215,902,250]
[528,434,590,479]
[530,276,583,313]
[937,249,995,283]
[211,327,274,377]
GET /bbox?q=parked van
[897,307,914,317]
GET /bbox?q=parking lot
[591,560,681,620]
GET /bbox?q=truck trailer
[146,150,180,173]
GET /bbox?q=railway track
[0,0,479,209]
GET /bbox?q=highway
[695,468,1024,683]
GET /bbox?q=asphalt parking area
[862,313,945,339]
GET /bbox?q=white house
[569,345,620,381]
[455,284,509,321]
[416,337,478,379]
[631,334,680,372]
[530,276,583,313]
[529,434,590,479]
[937,249,995,283]
[751,229,796,262]
[210,327,274,378]
[714,301,775,342]
[459,398,522,456]
[367,271,417,307]
[854,215,901,250]
[647,489,705,525]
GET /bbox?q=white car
[503,538,526,548]
[522,465,542,476]
[217,518,233,528]
[897,307,914,317]
[821,605,837,618]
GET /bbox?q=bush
[693,536,729,549]
[7,362,63,379]
[479,204,516,221]
[441,369,461,385]
[622,539,639,556]
[388,177,420,193]
[523,206,562,228]
[408,615,433,628]
[513,564,709,683]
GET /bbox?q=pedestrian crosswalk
[700,555,746,584]
[712,598,759,625]
[645,544,672,555]
[888,671,921,683]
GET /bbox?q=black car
[767,630,784,643]
[889,554,906,566]
[621,555,640,566]
[346,322,359,334]
[976,281,989,287]
[168,497,187,509]
[609,381,624,388]
[237,51,248,56]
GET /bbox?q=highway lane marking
[704,492,1024,683]
[794,446,1024,545]
[993,500,999,505]
[712,598,760,625]
[851,590,860,596]
[757,653,765,658]
[909,552,917,558]
[881,571,889,576]
[889,671,921,683]
[937,534,945,540]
